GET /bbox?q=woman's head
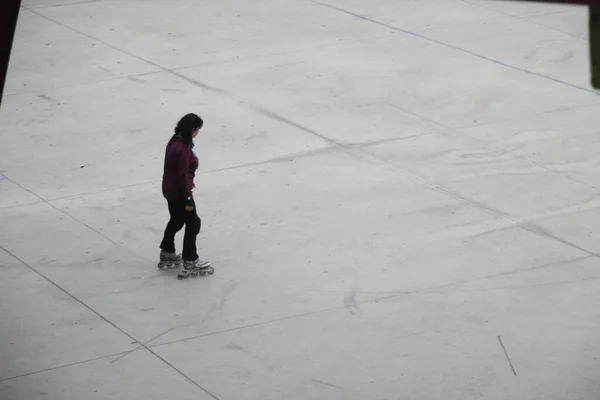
[172,113,203,145]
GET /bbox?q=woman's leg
[177,200,213,278]
[160,201,185,253]
[182,200,200,261]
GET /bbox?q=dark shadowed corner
[0,0,21,108]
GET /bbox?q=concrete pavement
[1,0,600,399]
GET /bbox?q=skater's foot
[178,258,214,279]
[157,250,182,269]
[184,258,211,269]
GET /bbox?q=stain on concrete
[344,290,360,316]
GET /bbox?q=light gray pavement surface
[1,0,600,399]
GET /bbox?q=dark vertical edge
[591,5,600,89]
[0,0,22,108]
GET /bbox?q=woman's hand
[185,205,194,212]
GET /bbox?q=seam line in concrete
[530,159,597,189]
[351,148,600,257]
[109,328,175,364]
[24,4,600,158]
[0,145,339,210]
[216,103,592,256]
[455,102,600,132]
[27,3,599,252]
[459,0,587,41]
[0,200,46,211]
[17,5,597,136]
[21,5,450,143]
[2,35,391,97]
[225,109,594,257]
[519,221,598,256]
[1,173,119,246]
[0,245,220,400]
[22,8,230,95]
[43,179,162,204]
[22,4,599,263]
[429,276,600,294]
[0,350,131,383]
[3,70,163,97]
[22,0,102,10]
[146,254,592,350]
[250,106,342,146]
[171,34,395,72]
[197,144,340,174]
[307,0,598,97]
[0,249,587,382]
[347,131,441,148]
[249,106,600,260]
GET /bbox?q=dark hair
[170,113,203,146]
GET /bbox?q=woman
[158,113,214,279]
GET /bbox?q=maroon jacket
[162,138,198,204]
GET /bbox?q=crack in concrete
[498,335,518,376]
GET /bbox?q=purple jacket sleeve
[177,147,193,205]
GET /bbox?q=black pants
[160,200,201,261]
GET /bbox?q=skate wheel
[159,261,182,269]
[199,266,215,276]
[176,266,214,279]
